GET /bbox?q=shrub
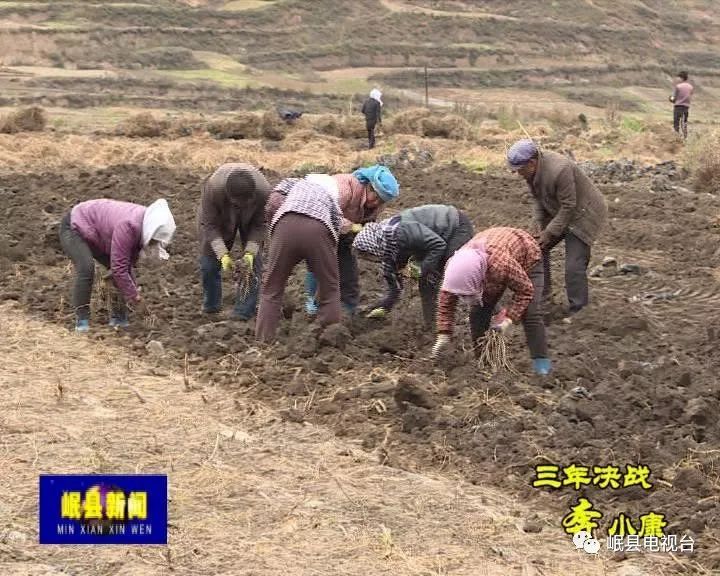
[0,106,47,134]
[683,129,720,194]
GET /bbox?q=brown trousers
[256,213,341,342]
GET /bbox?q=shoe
[305,296,318,315]
[532,357,552,375]
[75,319,90,333]
[109,316,129,328]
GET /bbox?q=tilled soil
[2,162,720,568]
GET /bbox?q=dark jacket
[197,163,271,259]
[378,204,465,310]
[361,98,382,128]
[529,151,607,246]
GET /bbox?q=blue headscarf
[352,164,399,203]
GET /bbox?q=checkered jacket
[269,178,342,242]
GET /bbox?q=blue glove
[532,358,552,375]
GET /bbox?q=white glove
[492,318,513,334]
[430,334,450,359]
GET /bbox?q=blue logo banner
[39,474,168,544]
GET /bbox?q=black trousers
[469,262,548,358]
[367,124,376,149]
[673,105,689,135]
[542,232,591,313]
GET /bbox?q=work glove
[220,253,234,273]
[350,223,363,234]
[430,334,450,359]
[366,307,387,319]
[233,252,255,283]
[492,317,513,334]
[407,261,421,280]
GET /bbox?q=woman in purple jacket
[58,198,176,332]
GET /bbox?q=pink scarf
[441,243,488,304]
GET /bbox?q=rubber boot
[532,357,552,375]
[304,270,318,315]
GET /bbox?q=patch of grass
[457,157,488,173]
[159,69,261,89]
[621,116,646,133]
[223,0,277,10]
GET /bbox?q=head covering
[142,199,176,248]
[352,221,386,258]
[352,164,399,203]
[370,88,383,105]
[441,244,488,303]
[506,138,539,170]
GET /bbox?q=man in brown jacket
[198,163,271,319]
[507,139,607,315]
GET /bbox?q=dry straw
[476,330,517,374]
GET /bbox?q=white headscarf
[142,199,176,260]
[370,88,383,106]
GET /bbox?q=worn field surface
[1,160,719,572]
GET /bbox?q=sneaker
[305,296,318,316]
[75,319,90,333]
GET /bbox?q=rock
[684,398,711,426]
[516,394,537,410]
[618,360,651,379]
[5,530,27,544]
[318,324,351,349]
[522,516,543,533]
[678,372,692,387]
[619,263,642,275]
[279,408,305,423]
[316,401,341,415]
[401,405,432,432]
[672,467,704,491]
[394,375,436,410]
[145,340,165,356]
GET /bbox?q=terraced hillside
[0,0,719,119]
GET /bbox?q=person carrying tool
[361,88,383,149]
[352,203,474,327]
[303,164,400,318]
[430,227,551,375]
[256,174,344,342]
[507,138,607,318]
[197,163,272,319]
[58,198,176,332]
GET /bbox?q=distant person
[506,139,607,318]
[197,163,271,320]
[59,198,176,332]
[670,71,693,139]
[361,89,383,149]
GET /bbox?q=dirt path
[0,302,662,575]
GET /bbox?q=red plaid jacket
[437,228,540,333]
